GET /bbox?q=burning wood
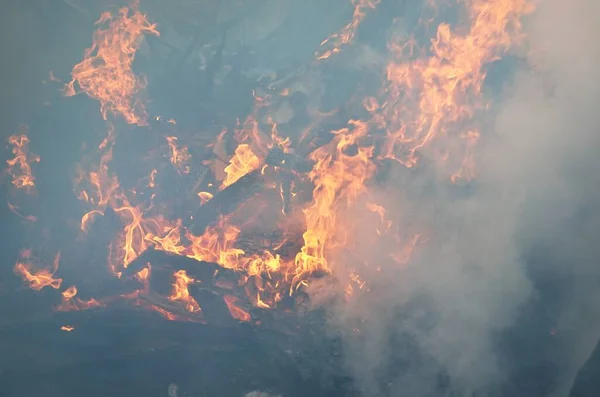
[2,0,540,394]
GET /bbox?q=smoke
[313,0,600,395]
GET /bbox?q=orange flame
[370,0,534,178]
[294,120,375,283]
[56,285,104,311]
[168,270,201,313]
[64,1,159,125]
[7,202,37,222]
[166,136,191,175]
[221,144,260,189]
[5,129,40,193]
[316,0,381,60]
[223,294,251,322]
[11,0,537,322]
[14,250,62,291]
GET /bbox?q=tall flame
[64,1,159,125]
[370,0,535,178]
[295,120,375,280]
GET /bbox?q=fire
[56,285,104,312]
[166,136,191,175]
[295,120,375,280]
[7,202,37,222]
[61,325,75,332]
[370,0,535,178]
[316,0,381,60]
[64,1,159,125]
[5,129,40,193]
[198,191,214,205]
[221,144,261,189]
[14,251,62,291]
[10,0,537,324]
[223,295,251,322]
[168,270,201,313]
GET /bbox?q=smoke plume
[315,0,600,395]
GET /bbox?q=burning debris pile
[1,0,539,395]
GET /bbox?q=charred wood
[187,169,265,235]
[188,285,237,327]
[121,247,236,285]
[265,147,313,174]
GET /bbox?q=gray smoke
[313,0,600,395]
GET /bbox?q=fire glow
[7,0,535,324]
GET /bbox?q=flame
[80,209,104,232]
[61,325,75,332]
[295,120,375,281]
[7,202,37,222]
[14,251,62,291]
[220,144,261,189]
[11,0,536,325]
[197,191,213,205]
[168,270,201,313]
[370,0,534,177]
[166,136,191,175]
[223,294,251,322]
[64,1,159,125]
[148,168,157,188]
[56,285,104,311]
[5,129,40,193]
[316,0,381,60]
